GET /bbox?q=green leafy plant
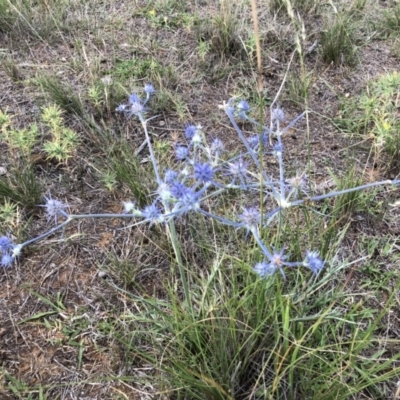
[383,2,400,34]
[0,0,15,32]
[338,71,400,168]
[0,110,42,207]
[41,105,80,162]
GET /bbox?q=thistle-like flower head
[254,261,277,278]
[175,145,189,161]
[254,248,293,280]
[247,132,269,149]
[12,244,23,258]
[128,93,146,115]
[304,251,325,274]
[239,207,260,232]
[42,195,69,224]
[193,162,214,184]
[272,106,285,122]
[185,124,197,140]
[116,104,127,113]
[236,100,250,119]
[164,169,179,184]
[156,182,173,203]
[142,203,164,225]
[237,100,250,113]
[170,181,189,200]
[226,158,249,184]
[144,83,155,95]
[210,137,224,155]
[1,253,13,268]
[190,125,203,145]
[285,174,309,199]
[0,234,13,253]
[175,187,201,213]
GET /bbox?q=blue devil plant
[1,84,399,283]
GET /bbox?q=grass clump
[36,75,86,116]
[0,110,42,208]
[103,140,152,207]
[110,57,177,89]
[144,4,198,30]
[196,0,248,60]
[0,0,15,33]
[382,2,400,34]
[338,71,400,168]
[320,14,358,66]
[107,254,400,399]
[269,0,318,15]
[287,69,313,105]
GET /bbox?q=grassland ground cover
[2,0,400,398]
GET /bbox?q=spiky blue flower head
[175,145,189,161]
[0,234,13,253]
[128,93,146,115]
[226,158,249,183]
[254,248,293,279]
[144,83,155,95]
[269,248,287,271]
[285,174,309,198]
[116,104,127,113]
[304,251,324,274]
[237,100,250,119]
[191,125,203,145]
[248,132,269,149]
[239,207,260,232]
[238,100,250,112]
[164,169,179,184]
[193,162,214,184]
[272,106,285,122]
[185,124,197,140]
[176,187,201,213]
[210,137,224,155]
[254,261,277,278]
[1,253,13,268]
[156,182,174,204]
[42,195,69,224]
[170,181,189,200]
[273,143,283,156]
[142,203,164,225]
[129,93,141,104]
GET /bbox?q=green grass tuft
[320,14,358,66]
[102,253,400,399]
[36,75,86,116]
[337,71,400,169]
